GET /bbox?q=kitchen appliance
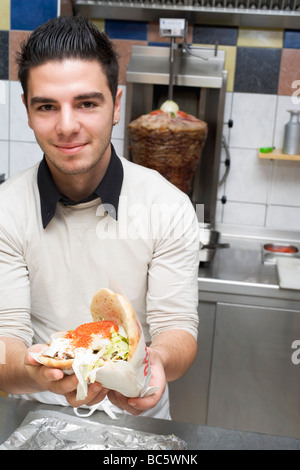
[127,18,208,196]
[199,223,230,263]
[124,41,227,227]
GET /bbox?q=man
[0,15,199,419]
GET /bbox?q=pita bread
[90,288,140,360]
[38,354,74,369]
[38,288,141,369]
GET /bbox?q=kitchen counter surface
[198,233,300,302]
[1,396,300,450]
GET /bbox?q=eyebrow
[30,92,105,106]
[74,92,105,102]
[30,97,56,106]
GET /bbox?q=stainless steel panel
[217,223,300,243]
[192,75,227,223]
[126,46,226,89]
[207,302,300,438]
[168,301,216,424]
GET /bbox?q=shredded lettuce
[87,328,129,371]
[102,328,129,361]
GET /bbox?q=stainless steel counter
[1,396,300,450]
[199,236,278,285]
[198,234,300,305]
[191,230,300,438]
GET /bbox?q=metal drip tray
[262,242,300,264]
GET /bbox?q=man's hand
[107,347,166,415]
[26,344,108,407]
[107,329,197,416]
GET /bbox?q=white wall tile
[0,80,9,140]
[10,81,35,142]
[215,199,224,224]
[112,85,126,141]
[266,205,300,232]
[10,141,42,177]
[274,96,300,150]
[0,141,9,179]
[111,138,124,157]
[269,160,300,206]
[111,85,126,157]
[223,148,272,204]
[0,80,6,105]
[222,201,266,226]
[230,93,277,149]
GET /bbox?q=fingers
[43,369,108,408]
[106,346,166,416]
[25,345,108,409]
[42,366,65,382]
[26,344,64,381]
[24,344,65,386]
[47,371,78,396]
[108,390,142,416]
[127,392,161,412]
[107,389,162,416]
[26,343,46,366]
[65,382,108,408]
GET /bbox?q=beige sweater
[0,157,199,348]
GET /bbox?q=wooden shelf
[258,149,300,161]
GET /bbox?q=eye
[39,104,55,111]
[80,101,96,109]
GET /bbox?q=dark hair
[16,15,119,105]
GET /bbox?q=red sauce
[64,321,118,349]
[264,244,298,254]
[149,109,164,116]
[176,110,189,118]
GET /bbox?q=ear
[21,93,33,129]
[113,87,123,125]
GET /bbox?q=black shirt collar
[37,145,124,228]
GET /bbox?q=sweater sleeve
[146,197,199,341]
[0,226,33,346]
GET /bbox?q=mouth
[55,143,88,155]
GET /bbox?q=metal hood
[73,0,300,30]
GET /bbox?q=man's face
[24,59,122,177]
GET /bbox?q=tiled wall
[192,25,300,232]
[1,0,300,232]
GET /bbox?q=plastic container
[283,110,300,155]
[259,147,274,153]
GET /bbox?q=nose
[55,106,80,136]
